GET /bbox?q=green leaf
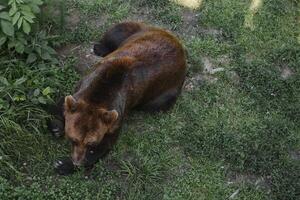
[45,46,56,55]
[0,36,7,46]
[13,95,26,102]
[8,0,14,5]
[42,87,51,96]
[1,20,14,36]
[17,16,23,29]
[0,95,6,109]
[38,96,47,104]
[23,14,34,23]
[15,32,26,43]
[51,58,59,64]
[30,4,40,13]
[31,0,43,5]
[15,41,25,53]
[33,88,40,96]
[7,40,15,49]
[0,6,6,12]
[20,5,31,12]
[8,5,17,16]
[22,20,30,34]
[0,76,9,86]
[41,51,51,60]
[0,12,11,21]
[14,77,27,85]
[11,2,17,14]
[12,12,20,25]
[26,53,37,63]
[35,46,41,55]
[21,10,35,19]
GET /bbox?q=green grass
[0,0,299,199]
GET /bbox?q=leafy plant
[0,0,42,50]
[0,0,57,62]
[0,70,53,110]
[25,31,58,63]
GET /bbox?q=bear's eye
[70,140,79,146]
[87,142,98,147]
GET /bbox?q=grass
[0,0,299,199]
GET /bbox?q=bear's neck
[74,83,128,121]
[73,65,130,126]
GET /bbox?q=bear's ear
[64,95,77,112]
[103,56,135,83]
[98,108,118,124]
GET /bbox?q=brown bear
[48,22,187,175]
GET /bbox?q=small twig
[229,189,240,199]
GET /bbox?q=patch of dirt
[129,6,222,39]
[217,55,231,65]
[184,73,217,91]
[227,172,271,193]
[127,8,153,23]
[184,74,202,91]
[90,14,109,29]
[205,55,239,85]
[182,8,199,27]
[56,43,101,74]
[103,158,122,171]
[245,53,256,64]
[280,66,293,79]
[66,9,81,30]
[180,9,200,36]
[56,44,78,58]
[184,56,232,90]
[290,150,300,160]
[202,56,225,74]
[198,27,223,37]
[180,8,223,38]
[227,71,240,85]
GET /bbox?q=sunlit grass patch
[244,0,263,30]
[172,0,203,9]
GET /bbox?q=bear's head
[64,95,118,166]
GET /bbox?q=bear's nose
[72,156,84,166]
[72,151,85,166]
[72,160,82,166]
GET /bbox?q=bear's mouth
[72,157,85,166]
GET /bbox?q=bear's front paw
[54,157,76,175]
[47,119,64,138]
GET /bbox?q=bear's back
[106,26,187,107]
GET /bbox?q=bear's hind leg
[93,22,144,57]
[139,88,181,112]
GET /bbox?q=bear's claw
[47,119,64,138]
[54,157,76,175]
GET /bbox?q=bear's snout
[71,145,87,166]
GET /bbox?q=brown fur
[64,22,187,166]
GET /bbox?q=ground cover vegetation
[0,0,299,199]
